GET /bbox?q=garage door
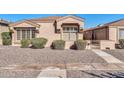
[119,29,124,39]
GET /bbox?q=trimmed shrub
[74,40,87,50]
[52,40,65,50]
[31,38,47,49]
[119,39,124,49]
[1,32,12,45]
[21,39,30,48]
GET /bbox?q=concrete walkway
[92,49,124,63]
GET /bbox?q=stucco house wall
[10,15,84,47]
[57,16,84,40]
[84,19,124,45]
[109,26,124,43]
[108,26,117,43]
[37,22,60,47]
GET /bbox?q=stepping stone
[37,67,66,78]
[92,49,123,63]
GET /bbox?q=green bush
[1,32,12,45]
[31,38,47,49]
[74,40,87,50]
[21,39,30,48]
[52,40,65,50]
[119,39,124,49]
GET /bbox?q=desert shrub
[21,39,30,48]
[119,39,124,49]
[74,40,87,50]
[31,38,47,49]
[1,32,12,45]
[52,40,65,50]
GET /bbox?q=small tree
[1,32,12,45]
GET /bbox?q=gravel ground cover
[0,70,40,78]
[0,45,109,78]
[0,46,106,66]
[104,49,124,62]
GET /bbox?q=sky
[1,14,124,28]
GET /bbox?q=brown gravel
[0,46,106,66]
[0,46,108,78]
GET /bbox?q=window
[16,28,36,40]
[67,27,69,31]
[27,30,30,39]
[70,27,73,31]
[119,29,124,39]
[63,27,66,31]
[17,30,20,40]
[74,27,78,32]
[32,30,35,38]
[63,26,78,33]
[22,30,26,39]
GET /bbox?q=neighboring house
[10,15,84,47]
[83,19,124,44]
[0,19,9,44]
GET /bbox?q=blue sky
[0,14,124,28]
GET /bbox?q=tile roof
[84,25,107,32]
[103,18,124,26]
[28,16,63,22]
[9,20,40,28]
[0,19,9,24]
[84,19,124,32]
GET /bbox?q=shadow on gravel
[81,70,124,78]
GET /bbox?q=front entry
[62,26,78,41]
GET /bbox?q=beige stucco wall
[12,22,60,46]
[78,33,83,39]
[11,16,84,47]
[109,26,117,43]
[0,25,9,44]
[37,22,60,47]
[12,29,18,44]
[57,17,84,40]
[100,40,115,49]
[109,26,124,43]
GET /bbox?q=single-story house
[0,19,9,44]
[10,15,84,47]
[83,19,124,44]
